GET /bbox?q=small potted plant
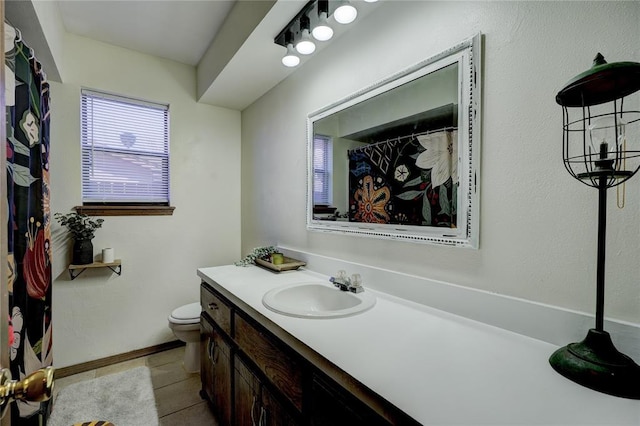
[235,246,279,267]
[55,212,104,265]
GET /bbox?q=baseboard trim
[55,340,184,378]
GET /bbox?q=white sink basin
[262,282,376,318]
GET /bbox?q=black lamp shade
[556,53,640,107]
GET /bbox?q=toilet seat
[169,302,201,325]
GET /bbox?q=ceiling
[7,1,379,111]
[57,0,237,67]
[56,0,303,110]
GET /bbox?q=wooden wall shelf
[68,259,122,280]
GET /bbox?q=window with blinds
[313,135,332,205]
[80,89,170,205]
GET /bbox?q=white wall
[241,2,640,324]
[50,33,241,367]
[31,0,66,80]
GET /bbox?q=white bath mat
[48,366,159,426]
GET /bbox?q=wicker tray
[255,256,306,272]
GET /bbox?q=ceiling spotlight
[312,12,334,41]
[281,31,300,67]
[295,17,316,55]
[334,0,357,24]
[282,43,300,67]
[363,0,378,2]
[296,29,316,55]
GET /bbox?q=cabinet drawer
[201,284,231,335]
[235,314,303,412]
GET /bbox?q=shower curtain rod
[348,126,458,151]
[4,20,47,81]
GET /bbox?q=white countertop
[198,265,640,425]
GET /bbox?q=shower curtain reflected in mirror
[5,23,52,426]
[348,129,458,227]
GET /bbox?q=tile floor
[53,346,219,425]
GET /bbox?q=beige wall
[50,33,241,367]
[241,2,640,323]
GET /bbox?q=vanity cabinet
[200,281,420,426]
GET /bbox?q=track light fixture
[274,0,377,67]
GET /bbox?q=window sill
[74,205,175,216]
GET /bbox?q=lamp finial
[593,53,607,67]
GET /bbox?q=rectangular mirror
[307,34,481,248]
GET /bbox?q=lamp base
[549,329,640,399]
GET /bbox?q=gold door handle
[0,367,55,418]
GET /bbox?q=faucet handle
[330,270,350,291]
[350,274,362,286]
[349,274,364,293]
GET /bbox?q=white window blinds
[313,135,332,205]
[81,89,170,204]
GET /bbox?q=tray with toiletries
[255,254,306,273]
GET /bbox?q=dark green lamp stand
[551,53,640,399]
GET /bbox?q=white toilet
[168,302,201,373]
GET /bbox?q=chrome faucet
[329,270,364,293]
[330,270,349,291]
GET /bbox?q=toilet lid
[169,302,201,324]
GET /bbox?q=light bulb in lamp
[296,29,316,55]
[282,43,300,67]
[588,116,627,162]
[312,12,334,41]
[334,1,357,24]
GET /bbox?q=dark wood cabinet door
[201,315,232,425]
[261,385,299,426]
[200,315,215,402]
[310,374,389,426]
[212,328,232,426]
[234,356,262,426]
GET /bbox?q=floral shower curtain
[5,23,53,425]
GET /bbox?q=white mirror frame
[306,33,482,248]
